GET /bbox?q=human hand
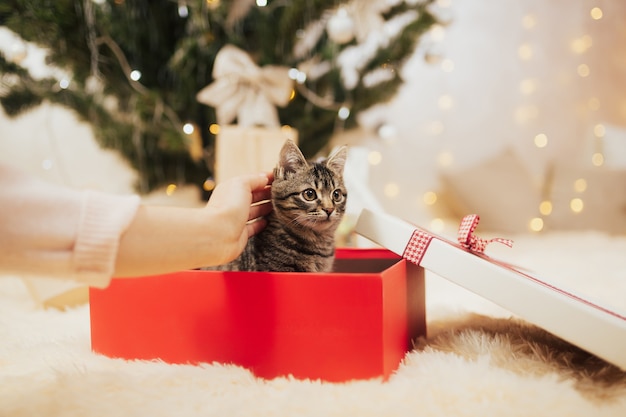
[205,172,273,263]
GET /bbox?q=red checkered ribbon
[402,214,513,266]
[402,230,434,265]
[457,214,513,252]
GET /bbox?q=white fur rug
[2,231,626,417]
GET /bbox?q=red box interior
[89,248,425,382]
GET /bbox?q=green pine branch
[0,0,437,194]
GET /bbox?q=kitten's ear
[276,139,308,178]
[325,145,348,173]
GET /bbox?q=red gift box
[356,209,626,371]
[89,248,426,382]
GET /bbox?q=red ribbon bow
[457,214,513,252]
[402,214,513,266]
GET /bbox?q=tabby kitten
[215,139,348,273]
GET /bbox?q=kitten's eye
[331,189,344,202]
[302,188,317,201]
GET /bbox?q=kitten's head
[272,140,348,233]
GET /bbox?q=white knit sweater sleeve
[72,190,141,287]
[0,165,140,288]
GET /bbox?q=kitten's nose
[323,208,334,218]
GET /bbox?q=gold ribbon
[196,45,293,127]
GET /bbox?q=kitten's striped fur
[216,139,348,273]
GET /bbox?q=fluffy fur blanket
[2,231,626,417]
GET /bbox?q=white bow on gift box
[196,44,294,127]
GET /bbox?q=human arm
[113,173,272,277]
[0,164,272,287]
[0,164,140,287]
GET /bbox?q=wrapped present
[213,125,298,183]
[355,209,626,371]
[89,248,426,382]
[196,45,293,128]
[197,45,297,183]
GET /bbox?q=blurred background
[1,0,625,240]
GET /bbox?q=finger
[251,186,272,204]
[208,173,270,208]
[246,217,267,237]
[248,200,272,221]
[244,172,271,191]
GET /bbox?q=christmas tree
[0,0,437,193]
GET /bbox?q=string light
[590,121,605,171]
[183,123,194,134]
[539,201,552,216]
[377,124,397,144]
[438,94,454,110]
[518,43,533,60]
[377,124,395,139]
[519,78,537,95]
[59,78,70,89]
[256,0,267,7]
[574,178,587,193]
[591,152,604,166]
[510,5,608,230]
[514,105,539,124]
[570,198,584,213]
[522,14,537,29]
[368,151,382,165]
[209,123,220,135]
[529,217,544,232]
[203,177,216,192]
[338,106,350,120]
[429,218,445,232]
[178,4,189,18]
[129,70,142,81]
[429,120,445,135]
[534,133,548,148]
[593,123,605,137]
[437,151,454,167]
[423,191,438,205]
[288,68,307,84]
[441,59,455,73]
[384,182,399,198]
[570,35,592,54]
[577,64,590,77]
[166,184,177,196]
[590,7,603,20]
[430,25,446,42]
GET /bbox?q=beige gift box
[214,125,298,183]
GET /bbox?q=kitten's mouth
[301,215,335,230]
